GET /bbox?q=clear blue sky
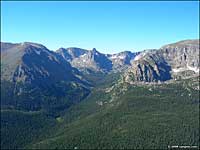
[1,1,199,54]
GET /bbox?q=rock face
[57,48,139,72]
[124,40,199,83]
[57,47,111,72]
[125,50,172,82]
[160,40,199,75]
[1,42,88,85]
[107,51,140,71]
[71,48,113,72]
[56,47,88,62]
[1,42,90,112]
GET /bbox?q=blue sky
[1,1,199,54]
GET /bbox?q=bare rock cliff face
[161,40,199,74]
[57,48,140,73]
[124,40,199,83]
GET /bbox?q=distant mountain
[161,39,199,76]
[57,47,112,72]
[57,48,139,72]
[1,42,90,113]
[107,51,140,71]
[56,47,88,62]
[124,40,199,83]
[71,48,113,72]
[1,42,73,83]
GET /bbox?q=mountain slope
[56,48,139,73]
[124,40,199,83]
[56,47,88,62]
[1,42,90,113]
[160,39,199,77]
[57,47,112,72]
[28,76,199,149]
[1,110,57,149]
[107,51,140,71]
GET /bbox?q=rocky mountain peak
[161,39,199,49]
[1,42,91,111]
[92,48,97,52]
[124,39,199,83]
[20,42,47,49]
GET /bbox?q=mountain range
[1,40,199,111]
[1,39,199,149]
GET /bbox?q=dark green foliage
[1,76,199,149]
[29,78,199,149]
[1,80,15,108]
[83,71,121,87]
[1,80,90,115]
[1,110,56,149]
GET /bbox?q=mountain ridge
[1,39,199,149]
[1,39,199,112]
[1,42,91,112]
[2,39,199,80]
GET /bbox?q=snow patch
[80,53,87,57]
[35,50,41,55]
[105,86,114,93]
[110,55,118,59]
[172,68,185,73]
[134,52,146,61]
[29,43,43,49]
[172,65,199,73]
[118,55,125,59]
[96,101,103,106]
[148,88,153,91]
[187,64,199,73]
[110,55,125,60]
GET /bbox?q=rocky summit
[124,40,199,83]
[1,42,90,112]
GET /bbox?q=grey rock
[124,40,199,83]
